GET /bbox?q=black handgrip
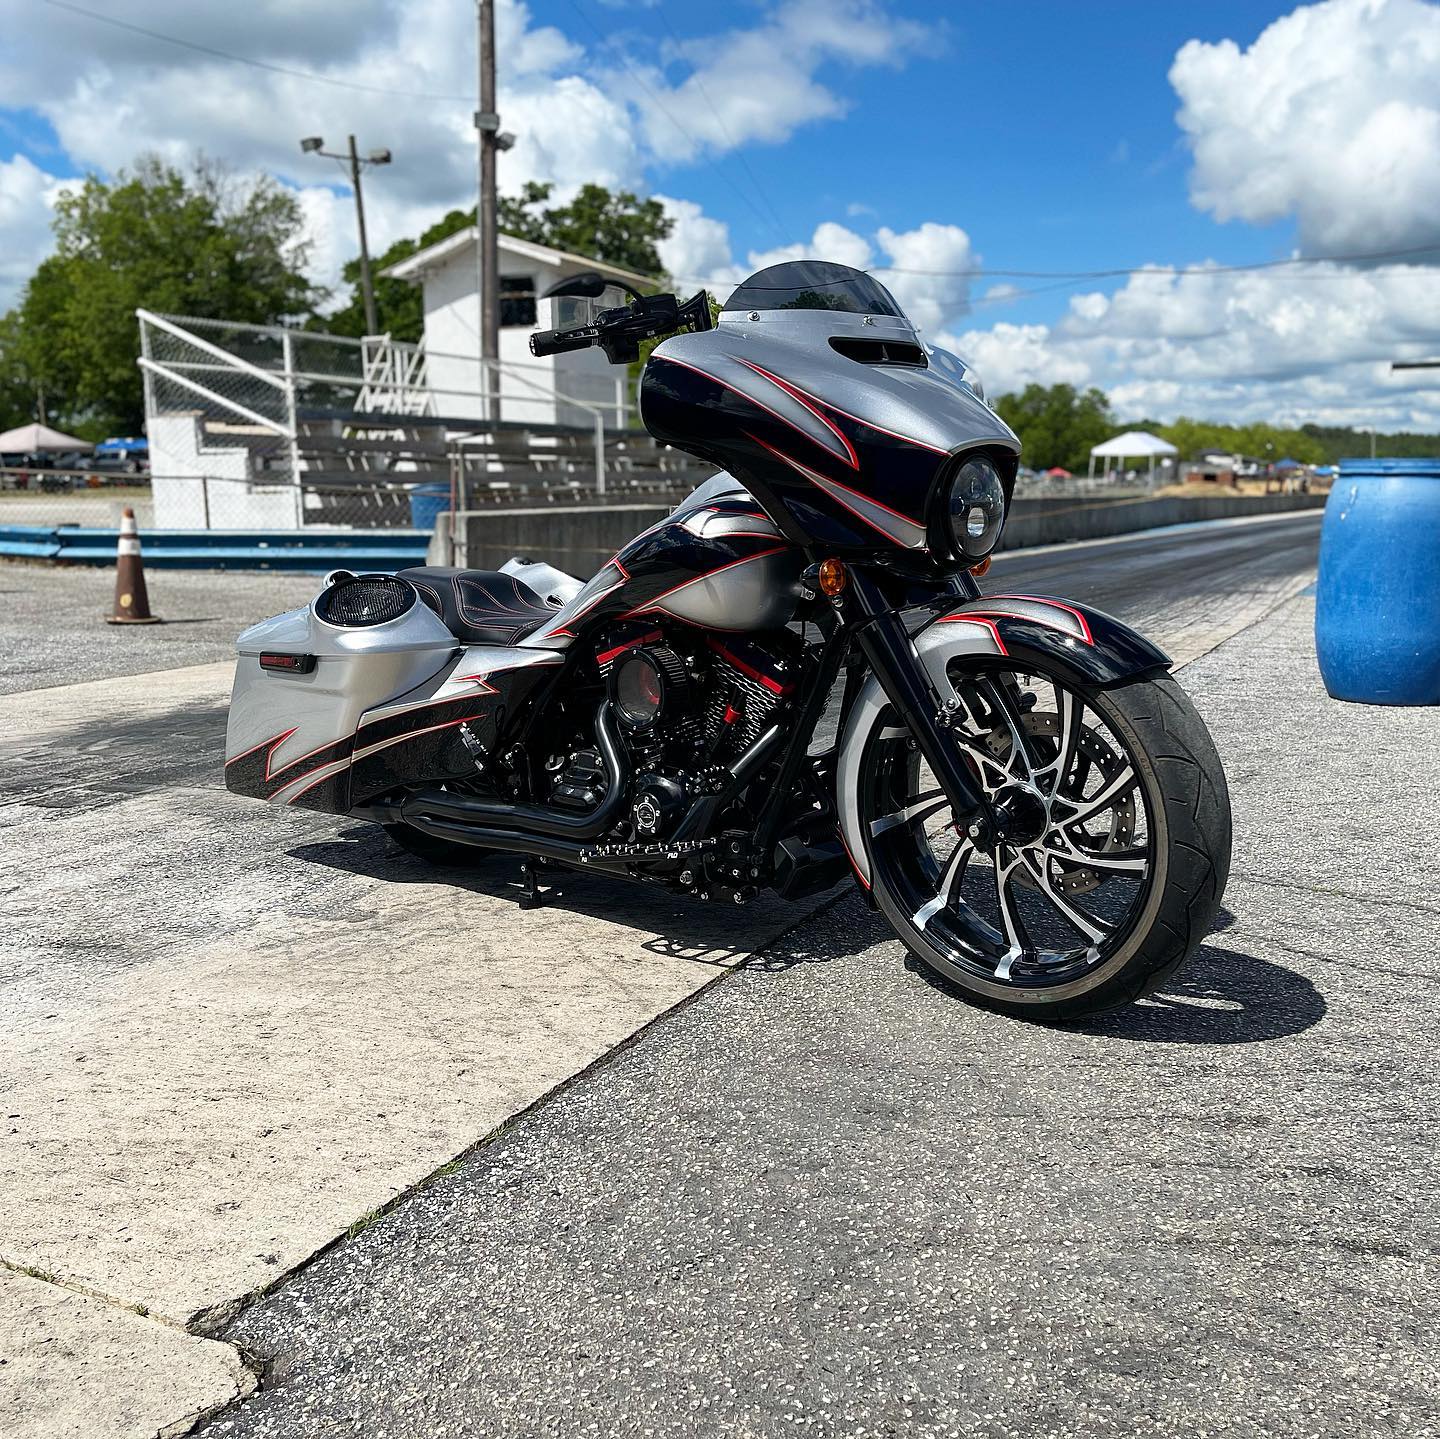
[529,325,596,358]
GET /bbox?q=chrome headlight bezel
[936,454,1009,564]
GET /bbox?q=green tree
[324,208,475,341]
[992,383,1116,472]
[498,181,671,278]
[0,155,315,433]
[1153,417,1328,467]
[328,182,674,338]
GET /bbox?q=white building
[382,230,651,428]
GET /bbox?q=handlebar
[528,289,712,365]
[529,324,601,358]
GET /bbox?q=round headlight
[944,457,1007,560]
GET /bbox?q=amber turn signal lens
[968,556,992,578]
[817,558,847,596]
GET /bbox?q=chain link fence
[0,469,155,532]
[134,310,660,531]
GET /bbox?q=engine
[546,625,800,843]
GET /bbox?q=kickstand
[518,859,559,910]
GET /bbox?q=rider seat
[398,566,556,646]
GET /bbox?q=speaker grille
[317,575,416,627]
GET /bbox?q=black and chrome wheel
[857,664,1230,1020]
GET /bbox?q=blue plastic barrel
[1315,458,1440,705]
[408,482,451,533]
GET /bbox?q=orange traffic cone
[105,507,162,625]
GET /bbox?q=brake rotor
[985,710,1135,896]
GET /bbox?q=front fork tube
[849,570,992,830]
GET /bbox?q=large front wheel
[857,665,1231,1020]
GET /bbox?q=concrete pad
[0,1267,253,1439]
[204,596,1439,1439]
[0,850,805,1331]
[1178,595,1440,907]
[0,660,232,746]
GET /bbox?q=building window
[500,274,537,328]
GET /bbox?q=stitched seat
[397,566,555,646]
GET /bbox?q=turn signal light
[969,556,992,578]
[817,558,847,597]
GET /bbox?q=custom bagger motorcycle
[226,261,1230,1020]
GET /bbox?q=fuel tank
[639,311,1019,557]
[522,487,803,647]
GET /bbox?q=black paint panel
[224,732,353,811]
[641,354,949,556]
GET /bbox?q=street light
[300,134,392,336]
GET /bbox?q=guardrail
[0,488,1328,574]
[0,524,430,571]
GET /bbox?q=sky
[1,0,1439,430]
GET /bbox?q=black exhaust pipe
[391,702,629,843]
[373,704,783,866]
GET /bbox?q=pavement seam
[1163,569,1313,677]
[0,1252,189,1329]
[186,882,856,1355]
[0,1251,262,1429]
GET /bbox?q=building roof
[0,422,93,452]
[1090,430,1178,458]
[383,228,654,290]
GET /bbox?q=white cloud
[0,155,72,309]
[0,0,934,298]
[945,322,1093,395]
[744,220,875,278]
[874,222,974,334]
[654,195,743,288]
[633,0,931,163]
[1171,0,1440,253]
[944,260,1440,428]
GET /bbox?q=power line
[654,239,1440,301]
[30,0,1440,300]
[652,7,789,243]
[36,0,474,104]
[869,240,1440,281]
[562,0,789,248]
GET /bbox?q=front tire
[858,666,1231,1021]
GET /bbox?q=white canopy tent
[0,422,93,453]
[1088,430,1177,481]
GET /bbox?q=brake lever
[595,290,711,363]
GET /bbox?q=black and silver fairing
[639,261,1018,558]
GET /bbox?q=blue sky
[1,0,1438,427]
[541,1,1305,324]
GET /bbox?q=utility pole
[348,135,379,337]
[476,0,500,422]
[300,135,391,336]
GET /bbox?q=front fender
[835,594,1169,889]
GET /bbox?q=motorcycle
[226,260,1231,1020]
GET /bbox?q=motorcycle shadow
[915,908,1328,1044]
[288,826,856,971]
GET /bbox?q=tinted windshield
[722,260,907,319]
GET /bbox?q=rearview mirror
[541,270,609,300]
